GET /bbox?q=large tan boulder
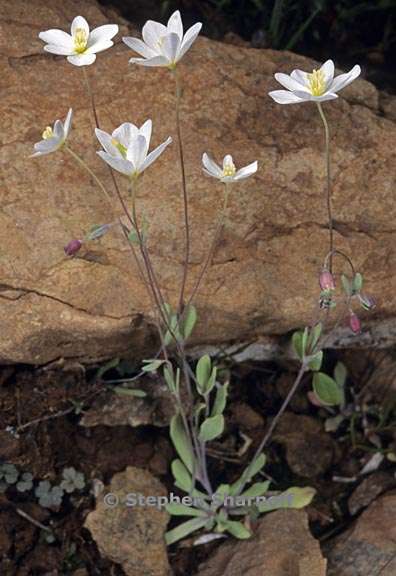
[1,0,395,364]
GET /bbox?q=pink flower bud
[319,269,335,291]
[349,312,361,334]
[64,239,82,257]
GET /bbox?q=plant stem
[64,145,111,203]
[316,102,334,272]
[172,67,190,314]
[240,361,307,493]
[186,184,231,309]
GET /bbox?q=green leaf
[164,365,176,394]
[114,387,147,398]
[313,372,344,406]
[256,486,315,513]
[171,459,192,493]
[166,503,206,517]
[211,382,229,416]
[352,272,363,293]
[198,414,224,442]
[181,304,197,340]
[142,359,164,373]
[165,517,208,545]
[240,481,270,498]
[222,520,251,539]
[292,329,308,360]
[280,486,316,509]
[196,355,212,395]
[307,322,322,352]
[96,357,120,380]
[230,453,266,495]
[307,350,323,372]
[334,361,347,388]
[170,414,194,473]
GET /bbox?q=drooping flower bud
[64,239,82,257]
[319,268,335,291]
[349,312,361,334]
[358,293,376,311]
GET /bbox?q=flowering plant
[32,9,374,548]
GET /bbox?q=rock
[80,377,175,428]
[348,471,396,515]
[274,413,335,477]
[325,492,396,576]
[198,509,326,576]
[2,0,396,364]
[231,402,265,430]
[85,466,170,576]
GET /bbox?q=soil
[1,350,395,575]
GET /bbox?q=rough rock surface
[325,492,396,576]
[1,0,396,364]
[84,466,170,576]
[198,509,327,576]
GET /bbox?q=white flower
[202,153,258,183]
[31,108,73,157]
[269,60,361,105]
[96,120,172,178]
[39,16,118,66]
[122,10,202,68]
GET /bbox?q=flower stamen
[307,69,326,97]
[74,28,88,54]
[111,138,127,157]
[42,126,53,140]
[222,158,236,178]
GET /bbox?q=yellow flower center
[222,160,236,178]
[74,28,88,54]
[111,138,127,157]
[307,69,326,96]
[42,126,53,140]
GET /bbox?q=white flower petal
[43,44,74,56]
[202,153,223,178]
[97,151,133,176]
[112,123,139,149]
[293,90,338,102]
[95,128,122,156]
[179,22,202,59]
[129,55,169,67]
[234,161,258,181]
[85,39,114,55]
[122,36,157,58]
[268,90,305,104]
[223,154,234,169]
[162,32,181,64]
[142,20,167,50]
[125,134,147,169]
[63,108,73,138]
[39,29,73,48]
[167,10,183,39]
[275,72,309,93]
[53,119,64,139]
[320,59,335,87]
[71,16,89,38]
[89,24,118,43]
[290,69,310,88]
[140,137,172,173]
[329,64,361,94]
[139,119,153,150]
[67,53,96,66]
[31,138,62,157]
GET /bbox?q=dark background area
[99,0,396,92]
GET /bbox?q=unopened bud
[64,239,82,256]
[358,293,376,311]
[319,269,335,291]
[349,312,361,334]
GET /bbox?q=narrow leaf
[198,414,224,442]
[170,414,194,473]
[165,517,208,546]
